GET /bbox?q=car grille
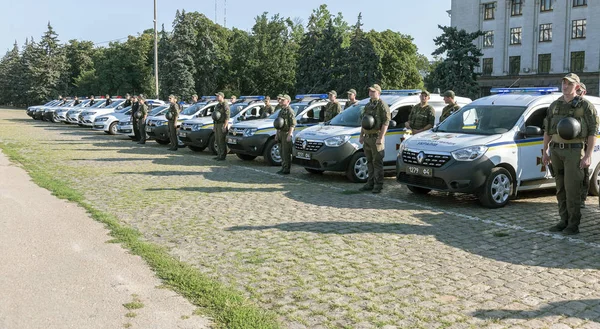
[181,123,193,131]
[292,157,322,168]
[294,139,324,152]
[228,127,246,136]
[397,173,448,190]
[402,150,451,167]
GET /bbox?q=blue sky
[2,0,451,58]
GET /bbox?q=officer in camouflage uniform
[405,90,435,135]
[167,94,181,151]
[275,94,296,175]
[345,89,358,109]
[359,84,391,194]
[130,95,141,142]
[137,95,149,144]
[123,93,132,108]
[439,90,461,123]
[323,90,342,122]
[213,92,230,161]
[542,73,598,235]
[261,96,274,118]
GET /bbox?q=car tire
[346,151,368,183]
[208,134,218,155]
[78,124,86,127]
[155,139,170,145]
[264,138,282,166]
[477,167,512,208]
[407,185,431,194]
[188,145,206,152]
[236,154,257,161]
[305,168,324,174]
[589,162,600,196]
[50,115,60,123]
[108,122,118,135]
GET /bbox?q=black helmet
[165,112,173,120]
[134,111,142,119]
[211,110,222,121]
[557,117,581,140]
[361,115,375,130]
[273,117,285,130]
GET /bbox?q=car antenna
[507,78,521,88]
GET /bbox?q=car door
[516,106,549,181]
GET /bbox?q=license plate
[227,138,238,144]
[406,165,433,177]
[146,127,153,132]
[296,151,311,160]
[178,132,187,137]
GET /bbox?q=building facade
[450,0,600,96]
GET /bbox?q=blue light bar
[381,89,422,95]
[201,96,217,100]
[295,94,328,100]
[239,95,265,100]
[490,87,559,94]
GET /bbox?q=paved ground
[2,108,600,328]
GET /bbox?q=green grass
[125,312,137,318]
[123,302,144,310]
[0,143,281,329]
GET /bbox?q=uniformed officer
[261,96,274,118]
[105,94,113,106]
[123,93,132,108]
[542,73,598,235]
[167,94,181,151]
[345,89,358,109]
[230,95,237,104]
[89,95,96,106]
[323,90,342,122]
[131,95,140,142]
[213,92,230,161]
[405,90,435,134]
[191,94,199,104]
[439,90,461,123]
[275,94,296,175]
[137,95,149,144]
[73,96,81,106]
[359,84,391,193]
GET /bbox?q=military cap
[277,94,283,99]
[347,89,357,95]
[192,94,198,98]
[368,84,382,93]
[282,94,291,101]
[168,94,177,99]
[579,83,587,91]
[421,90,431,96]
[328,90,337,96]
[215,92,225,97]
[443,90,455,98]
[563,73,580,84]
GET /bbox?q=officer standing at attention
[439,90,461,123]
[89,95,96,106]
[323,90,342,122]
[359,84,391,194]
[130,95,140,142]
[105,94,113,106]
[73,96,81,106]
[345,89,358,109]
[213,92,230,161]
[261,96,274,118]
[405,90,435,134]
[167,94,181,151]
[275,95,296,175]
[542,73,598,235]
[123,93,132,108]
[137,95,149,144]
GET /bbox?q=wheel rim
[110,123,117,134]
[354,156,368,180]
[271,144,281,163]
[490,173,510,204]
[595,168,600,193]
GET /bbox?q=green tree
[64,40,96,95]
[429,25,484,99]
[0,41,25,105]
[341,13,378,98]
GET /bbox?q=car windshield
[105,100,124,108]
[117,106,131,113]
[89,101,105,108]
[230,104,247,117]
[150,105,169,116]
[329,102,367,127]
[180,103,204,115]
[266,104,307,119]
[435,105,527,135]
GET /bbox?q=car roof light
[295,94,328,100]
[490,87,559,95]
[381,89,422,95]
[238,95,265,100]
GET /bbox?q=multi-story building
[450,0,599,96]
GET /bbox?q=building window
[572,19,586,39]
[538,54,551,73]
[573,0,587,7]
[484,3,495,20]
[540,0,553,12]
[511,0,523,16]
[510,27,522,45]
[483,31,494,47]
[509,56,521,75]
[570,51,585,72]
[539,24,552,42]
[482,58,493,76]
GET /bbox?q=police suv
[94,99,164,135]
[66,100,106,125]
[145,102,206,144]
[179,96,278,154]
[79,99,126,127]
[226,94,348,165]
[27,100,60,118]
[396,87,600,208]
[293,90,472,182]
[56,99,91,123]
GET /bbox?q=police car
[93,100,164,135]
[66,100,106,125]
[79,99,126,127]
[179,96,278,154]
[117,104,169,138]
[44,100,76,122]
[293,90,472,182]
[396,87,600,208]
[145,100,209,145]
[27,100,60,118]
[56,99,92,123]
[226,94,347,165]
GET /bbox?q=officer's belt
[364,133,379,138]
[550,142,584,149]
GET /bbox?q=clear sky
[2,0,451,59]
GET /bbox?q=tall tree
[0,41,25,105]
[341,13,378,98]
[64,40,95,95]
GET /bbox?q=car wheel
[407,185,431,194]
[478,167,512,208]
[346,152,368,183]
[589,162,600,196]
[78,124,86,127]
[188,145,206,152]
[237,154,257,161]
[305,168,324,174]
[155,139,170,145]
[50,115,60,123]
[208,134,218,155]
[108,122,118,135]
[263,138,282,166]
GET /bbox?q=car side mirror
[522,126,543,137]
[388,120,397,128]
[299,118,308,124]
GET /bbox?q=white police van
[396,87,600,208]
[293,90,472,182]
[226,94,347,166]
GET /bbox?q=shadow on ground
[472,299,600,322]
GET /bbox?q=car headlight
[87,112,96,115]
[156,121,167,126]
[122,121,132,125]
[96,117,108,122]
[324,135,351,147]
[244,128,258,137]
[451,145,488,161]
[398,142,407,153]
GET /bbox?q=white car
[79,99,126,127]
[66,100,106,124]
[145,102,209,145]
[117,104,169,139]
[56,100,91,123]
[93,106,132,134]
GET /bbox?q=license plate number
[178,132,187,137]
[146,127,153,132]
[296,151,311,160]
[406,165,433,177]
[227,138,238,144]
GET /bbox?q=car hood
[230,118,274,129]
[296,124,360,140]
[403,131,504,152]
[182,117,214,125]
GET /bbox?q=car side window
[525,108,547,131]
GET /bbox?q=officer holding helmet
[166,95,181,151]
[136,95,149,144]
[542,73,598,235]
[274,95,296,175]
[213,92,230,161]
[359,84,391,194]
